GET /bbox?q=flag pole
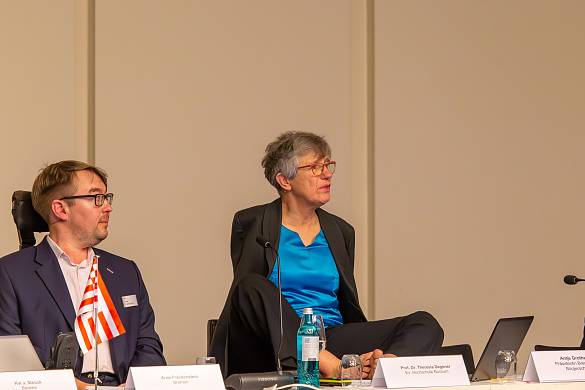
[93,255,100,390]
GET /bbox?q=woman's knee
[231,274,277,303]
[407,311,444,335]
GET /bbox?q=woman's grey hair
[262,131,332,193]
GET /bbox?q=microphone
[223,236,294,390]
[224,372,294,390]
[564,275,585,285]
[256,236,271,248]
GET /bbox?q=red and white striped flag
[74,256,126,354]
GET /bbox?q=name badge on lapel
[122,295,138,308]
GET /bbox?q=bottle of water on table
[297,307,319,388]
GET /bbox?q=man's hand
[318,349,341,378]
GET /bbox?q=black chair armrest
[207,319,219,357]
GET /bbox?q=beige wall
[0,0,77,251]
[1,0,584,371]
[374,0,585,370]
[93,0,362,364]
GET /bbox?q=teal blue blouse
[269,225,343,327]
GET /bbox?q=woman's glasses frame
[297,161,336,176]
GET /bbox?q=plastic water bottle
[297,308,319,388]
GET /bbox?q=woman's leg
[227,274,301,375]
[325,311,444,358]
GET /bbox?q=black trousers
[227,275,444,376]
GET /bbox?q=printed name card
[125,365,225,390]
[371,355,470,388]
[0,369,76,390]
[523,351,585,383]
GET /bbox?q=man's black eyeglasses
[60,193,114,207]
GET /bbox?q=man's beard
[70,220,108,247]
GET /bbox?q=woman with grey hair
[210,131,443,379]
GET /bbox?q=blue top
[269,225,343,327]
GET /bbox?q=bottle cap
[303,308,313,314]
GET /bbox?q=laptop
[470,316,534,381]
[0,335,44,372]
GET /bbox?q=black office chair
[207,319,219,356]
[535,345,584,351]
[10,190,80,369]
[12,190,48,250]
[440,344,475,375]
[534,328,585,351]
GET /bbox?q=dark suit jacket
[0,237,166,384]
[210,198,367,376]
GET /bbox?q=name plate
[524,351,585,383]
[0,369,76,390]
[371,355,470,388]
[125,365,225,390]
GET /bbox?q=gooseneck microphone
[564,275,585,285]
[223,237,294,390]
[255,235,285,375]
[256,236,271,249]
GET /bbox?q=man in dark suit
[0,160,165,389]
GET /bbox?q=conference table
[377,381,585,390]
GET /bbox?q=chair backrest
[535,345,584,351]
[439,344,475,375]
[12,190,49,250]
[207,319,218,357]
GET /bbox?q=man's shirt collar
[46,235,94,268]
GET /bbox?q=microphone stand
[93,255,100,390]
[223,237,294,390]
[269,243,284,375]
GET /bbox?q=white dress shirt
[47,236,115,374]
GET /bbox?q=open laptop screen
[470,316,534,382]
[0,335,44,372]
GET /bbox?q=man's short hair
[32,160,108,223]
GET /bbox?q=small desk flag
[74,256,125,354]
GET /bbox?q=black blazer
[210,198,367,376]
[0,236,166,384]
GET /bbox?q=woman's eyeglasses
[297,161,336,176]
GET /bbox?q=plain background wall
[0,1,77,245]
[1,0,584,371]
[374,0,585,370]
[93,0,357,365]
